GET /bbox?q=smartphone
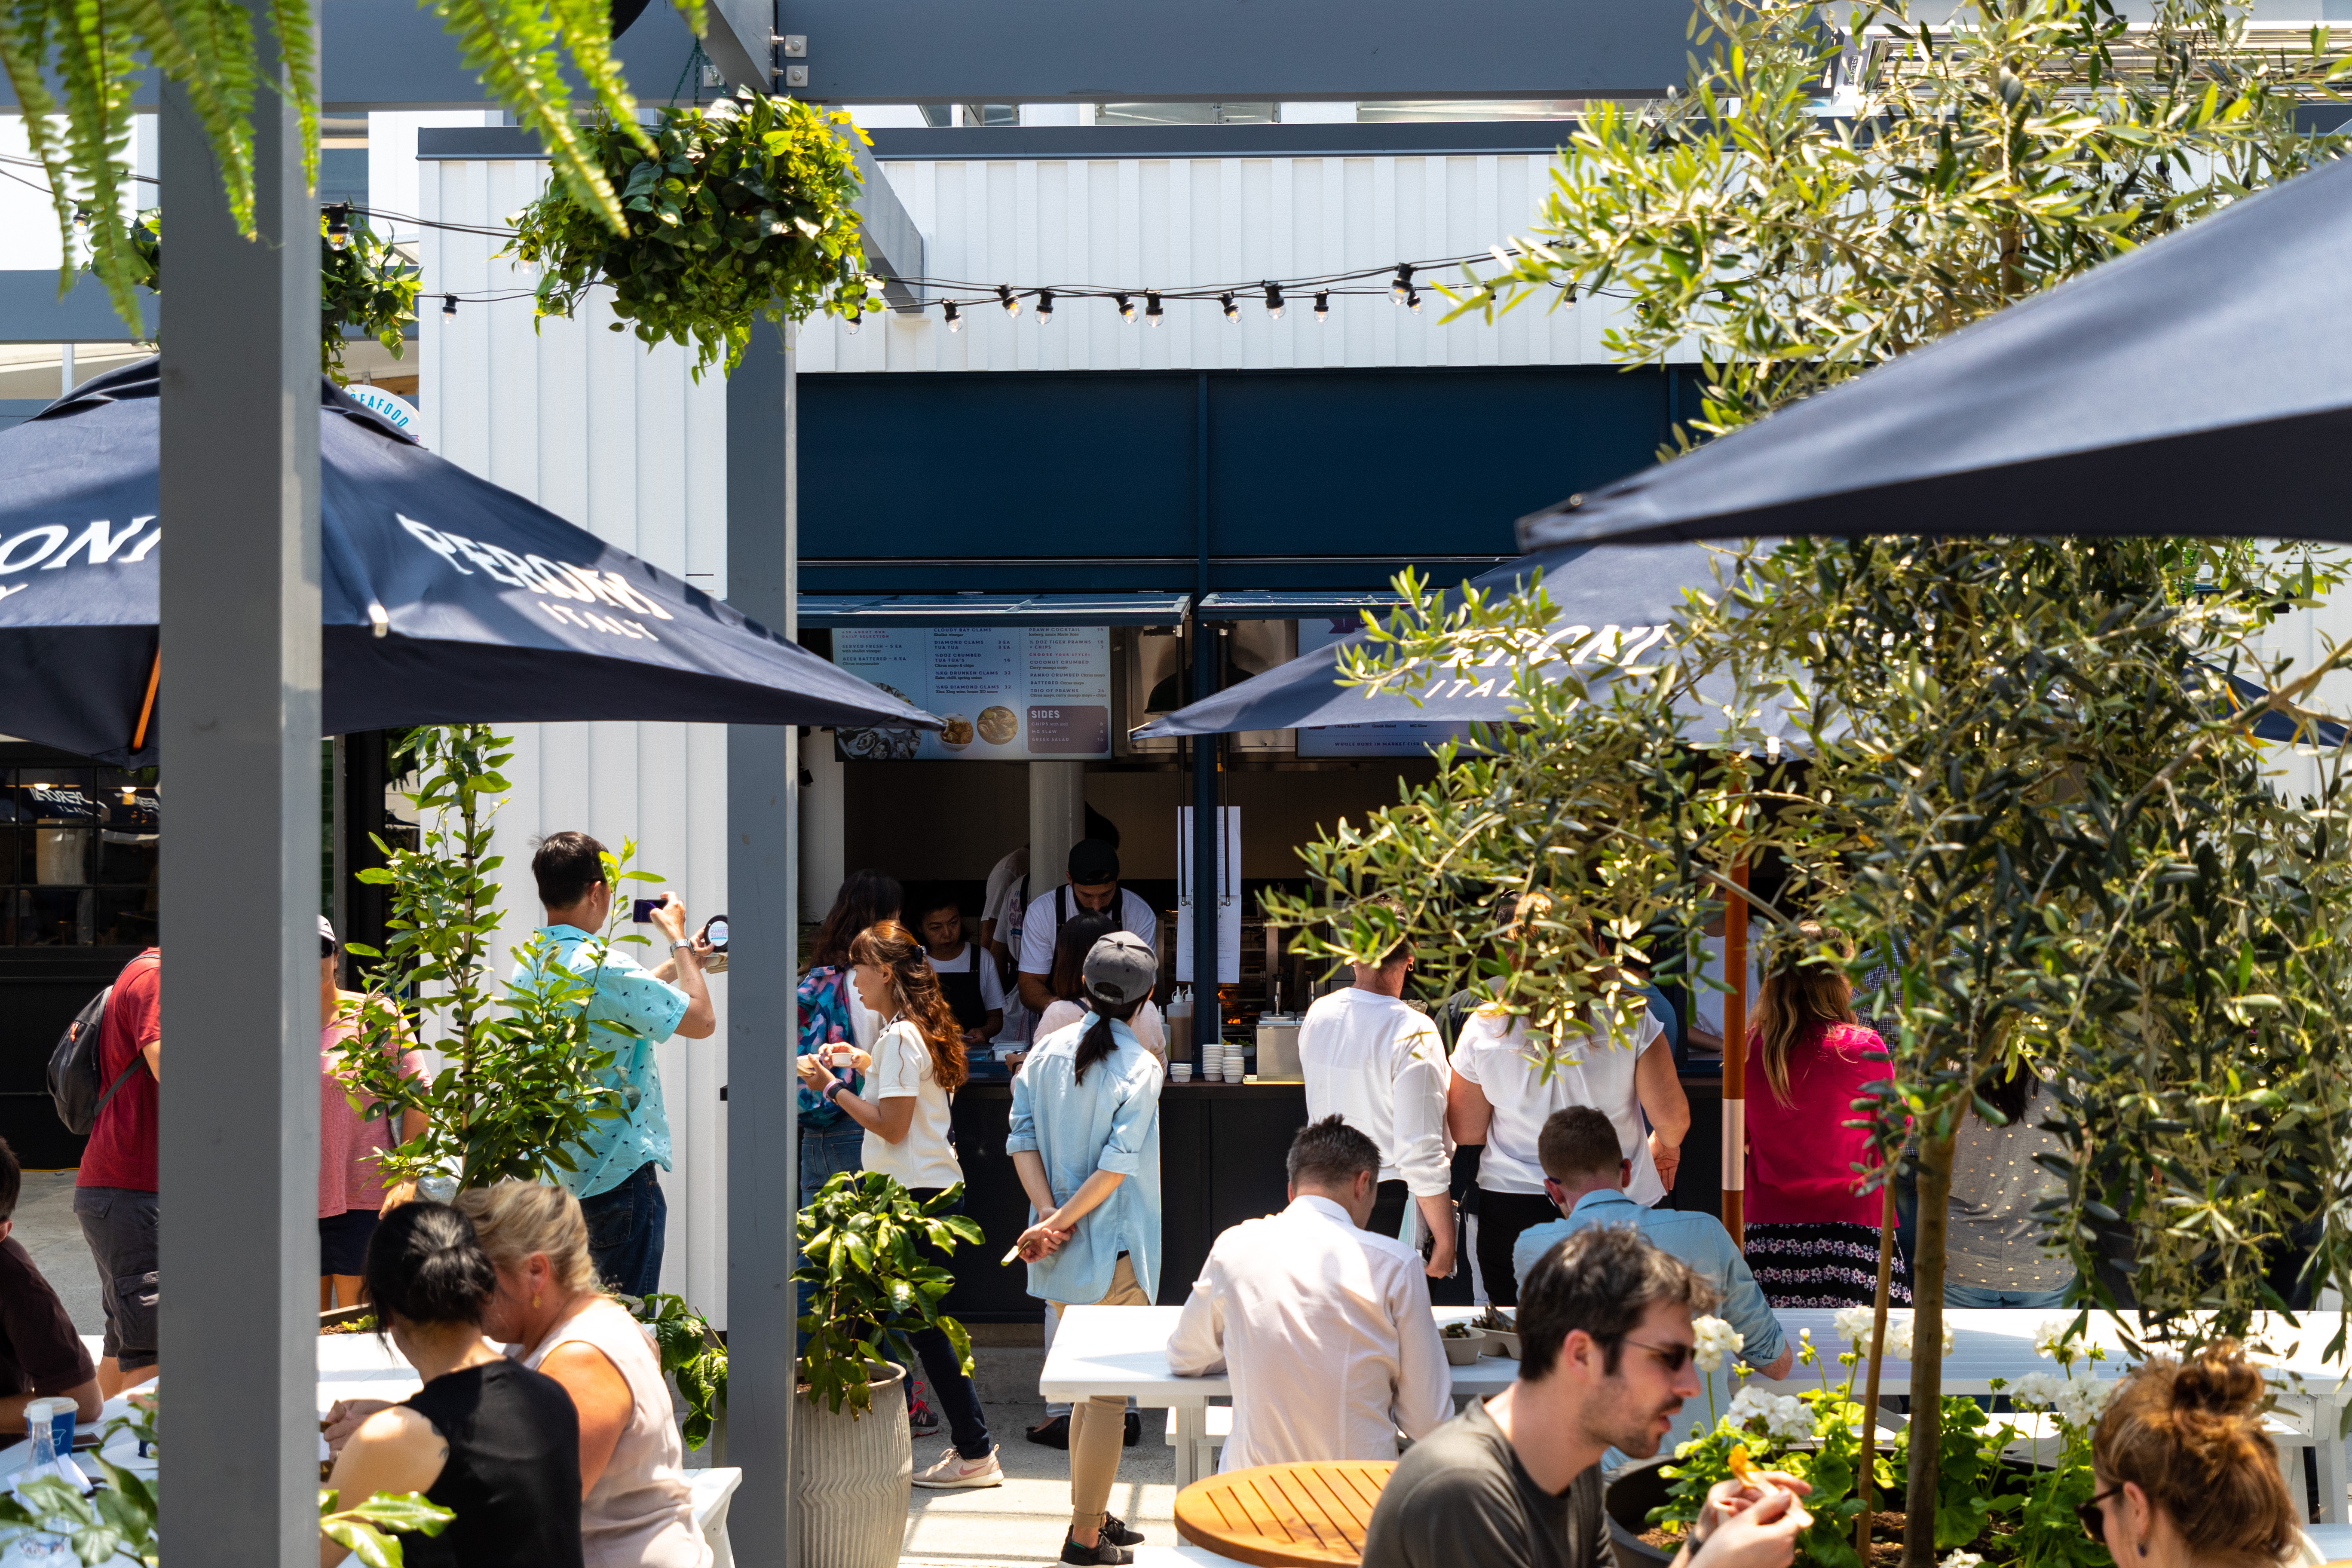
[631,897,662,922]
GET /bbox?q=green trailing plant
[505,91,878,377]
[0,1399,455,1566]
[794,1171,982,1417]
[631,1292,729,1449]
[1444,0,2352,445]
[113,208,420,380]
[335,724,651,1189]
[0,0,695,334]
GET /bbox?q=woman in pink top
[1742,922,1909,1308]
[318,917,424,1310]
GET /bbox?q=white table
[1040,1304,1512,1489]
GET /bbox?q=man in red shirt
[74,947,159,1396]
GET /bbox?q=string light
[998,285,1020,318]
[442,294,458,317]
[1145,292,1163,327]
[943,300,962,332]
[1263,282,1284,320]
[71,208,90,233]
[1406,287,1423,314]
[1035,289,1054,326]
[1115,292,1136,323]
[1314,291,1330,324]
[1391,263,1415,303]
[325,203,352,249]
[843,310,861,335]
[1220,291,1239,323]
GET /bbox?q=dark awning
[798,593,1191,628]
[1195,591,1403,621]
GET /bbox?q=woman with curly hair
[797,918,999,1490]
[2087,1340,2320,1568]
[1741,922,1909,1308]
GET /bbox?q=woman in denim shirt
[797,870,902,1200]
[1008,931,1164,1567]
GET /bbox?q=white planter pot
[793,1362,911,1568]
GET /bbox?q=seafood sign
[832,627,1111,762]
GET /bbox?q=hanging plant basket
[505,90,877,378]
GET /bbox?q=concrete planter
[793,1362,910,1568]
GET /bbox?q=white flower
[2052,1375,2118,1430]
[2006,1372,2067,1410]
[1693,1316,1745,1373]
[1725,1386,1815,1442]
[2032,1318,2079,1367]
[1882,1318,1914,1361]
[1834,1306,1876,1344]
[1944,1553,1984,1568]
[1726,1385,1776,1427]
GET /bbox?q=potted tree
[793,1171,982,1568]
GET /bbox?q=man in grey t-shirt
[1362,1228,1813,1568]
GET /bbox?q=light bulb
[1313,291,1330,324]
[998,285,1020,318]
[943,300,962,332]
[325,203,352,249]
[72,208,91,233]
[442,294,458,317]
[1220,292,1238,323]
[1116,293,1136,323]
[1264,282,1283,320]
[1391,263,1414,303]
[1036,289,1054,326]
[844,312,861,335]
[1145,292,1163,327]
[1406,288,1422,314]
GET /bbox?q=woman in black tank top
[318,1202,583,1568]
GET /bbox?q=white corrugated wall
[417,154,735,1323]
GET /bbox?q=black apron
[936,946,989,1029]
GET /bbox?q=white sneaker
[912,1444,1004,1489]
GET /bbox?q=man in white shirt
[1167,1117,1451,1470]
[1015,839,1159,1017]
[1299,911,1455,1279]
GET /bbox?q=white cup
[1170,1063,1193,1082]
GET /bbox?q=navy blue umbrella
[0,356,939,765]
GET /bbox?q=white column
[1029,760,1087,895]
[801,730,845,919]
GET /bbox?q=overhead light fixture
[1391,263,1415,303]
[1036,289,1054,326]
[1263,282,1283,320]
[442,294,458,317]
[844,311,861,335]
[1145,291,1163,327]
[1115,293,1136,323]
[998,285,1020,318]
[1313,291,1330,324]
[1220,292,1239,323]
[943,300,962,332]
[325,203,352,249]
[1405,288,1422,314]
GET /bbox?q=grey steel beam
[155,3,321,1566]
[776,0,1694,103]
[725,315,799,1568]
[864,119,1589,160]
[699,0,776,98]
[0,273,159,343]
[416,126,928,313]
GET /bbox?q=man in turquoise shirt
[1514,1108,1791,1382]
[517,831,715,1297]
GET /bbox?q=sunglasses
[2076,1485,2122,1541]
[1614,1335,1695,1374]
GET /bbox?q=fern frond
[264,0,318,192]
[542,0,653,159]
[429,0,626,230]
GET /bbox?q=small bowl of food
[1440,1323,1488,1365]
[938,715,975,750]
[978,704,1019,745]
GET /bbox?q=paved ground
[18,1172,100,1336]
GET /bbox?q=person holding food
[1015,839,1160,1019]
[916,890,1006,1047]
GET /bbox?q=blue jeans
[796,1123,869,1354]
[580,1161,667,1299]
[1945,1280,2075,1309]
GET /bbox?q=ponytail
[1074,994,1145,1084]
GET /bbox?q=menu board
[1293,618,1483,759]
[833,626,1113,761]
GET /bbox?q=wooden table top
[1174,1461,1396,1567]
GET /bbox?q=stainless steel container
[1255,1015,1302,1079]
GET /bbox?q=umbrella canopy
[1516,151,2352,552]
[0,357,938,765]
[1134,541,1811,747]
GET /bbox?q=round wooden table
[1173,1460,1396,1567]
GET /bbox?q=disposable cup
[1170,1063,1193,1082]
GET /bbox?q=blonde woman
[459,1182,708,1568]
[1741,922,1907,1308]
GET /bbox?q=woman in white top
[796,919,1001,1490]
[1447,988,1688,1307]
[462,1180,708,1568]
[1031,912,1165,1066]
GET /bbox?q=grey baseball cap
[1081,931,1158,1008]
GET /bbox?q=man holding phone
[523,830,716,1296]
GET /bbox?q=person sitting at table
[1447,900,1689,1307]
[2087,1339,2324,1568]
[461,1180,710,1568]
[916,889,1007,1050]
[321,1201,583,1568]
[1742,923,1909,1308]
[1008,931,1166,1567]
[1512,1108,1789,1380]
[1033,912,1166,1063]
[0,1136,100,1430]
[1167,1115,1449,1470]
[1363,1226,1810,1568]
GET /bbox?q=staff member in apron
[917,891,1006,1047]
[1015,839,1160,1020]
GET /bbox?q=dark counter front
[940,1074,1732,1324]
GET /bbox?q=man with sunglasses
[1362,1226,1811,1568]
[1511,1108,1791,1382]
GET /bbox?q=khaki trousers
[1052,1254,1151,1534]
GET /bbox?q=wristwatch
[821,1079,847,1104]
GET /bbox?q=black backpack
[48,986,146,1136]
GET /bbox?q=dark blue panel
[797,366,1682,594]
